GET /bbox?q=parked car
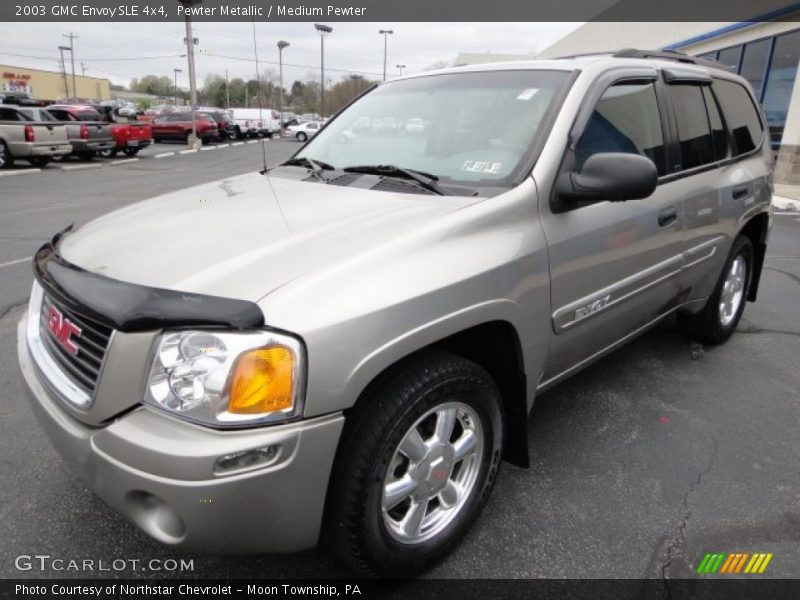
[0,105,71,168]
[200,110,236,140]
[230,108,281,139]
[150,112,219,144]
[286,120,323,142]
[91,105,153,158]
[46,104,115,159]
[17,50,771,577]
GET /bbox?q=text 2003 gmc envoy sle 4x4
[17,50,771,576]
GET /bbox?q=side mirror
[556,153,658,203]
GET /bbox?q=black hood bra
[33,225,265,333]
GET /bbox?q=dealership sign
[2,72,33,94]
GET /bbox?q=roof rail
[612,48,734,71]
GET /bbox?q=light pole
[173,68,182,106]
[57,46,70,98]
[179,0,202,147]
[314,24,332,119]
[379,29,393,82]
[396,64,406,76]
[277,40,289,129]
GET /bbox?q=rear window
[76,111,101,121]
[712,79,764,156]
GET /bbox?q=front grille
[38,294,113,396]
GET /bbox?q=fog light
[214,445,280,474]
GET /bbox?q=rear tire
[98,148,118,158]
[122,147,140,157]
[296,132,307,142]
[324,350,504,577]
[679,235,753,345]
[0,141,14,169]
[77,151,95,161]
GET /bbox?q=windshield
[296,70,569,188]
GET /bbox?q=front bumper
[17,316,344,553]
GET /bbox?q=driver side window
[575,81,667,176]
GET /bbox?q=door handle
[658,206,678,227]
[732,185,750,200]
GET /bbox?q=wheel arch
[739,210,770,301]
[341,320,530,468]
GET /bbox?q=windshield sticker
[462,160,503,175]
[517,88,540,101]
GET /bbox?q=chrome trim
[26,281,114,410]
[551,236,727,333]
[26,282,91,408]
[552,254,683,332]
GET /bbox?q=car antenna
[251,18,269,175]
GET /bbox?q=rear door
[538,71,686,385]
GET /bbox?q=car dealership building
[541,16,800,184]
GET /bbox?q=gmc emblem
[47,305,82,356]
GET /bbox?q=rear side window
[712,79,764,156]
[668,84,715,169]
[575,81,667,176]
[0,108,29,121]
[49,110,75,122]
[702,87,728,162]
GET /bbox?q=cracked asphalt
[0,143,799,580]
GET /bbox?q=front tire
[679,235,753,345]
[296,132,307,142]
[324,350,503,577]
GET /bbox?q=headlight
[143,330,305,427]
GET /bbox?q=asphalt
[0,143,798,581]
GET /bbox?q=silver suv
[17,50,771,576]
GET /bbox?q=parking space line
[54,163,103,171]
[245,140,258,144]
[0,256,32,269]
[154,152,175,158]
[231,142,244,146]
[0,169,42,178]
[200,146,217,151]
[179,149,198,155]
[773,211,798,216]
[110,158,140,165]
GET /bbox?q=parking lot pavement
[0,155,798,579]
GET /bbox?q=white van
[229,107,281,139]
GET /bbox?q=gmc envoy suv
[17,50,771,576]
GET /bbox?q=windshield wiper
[269,156,335,182]
[343,164,447,196]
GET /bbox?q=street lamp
[314,24,332,119]
[173,68,182,106]
[277,40,290,130]
[57,46,71,98]
[379,29,393,82]
[396,64,406,76]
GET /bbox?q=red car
[151,112,220,144]
[93,105,153,157]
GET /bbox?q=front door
[539,77,686,385]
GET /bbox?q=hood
[58,172,479,303]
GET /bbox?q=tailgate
[84,122,113,142]
[127,123,152,140]
[30,123,69,144]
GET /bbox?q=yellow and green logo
[696,552,773,575]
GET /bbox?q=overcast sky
[1,22,582,88]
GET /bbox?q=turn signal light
[228,346,294,414]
